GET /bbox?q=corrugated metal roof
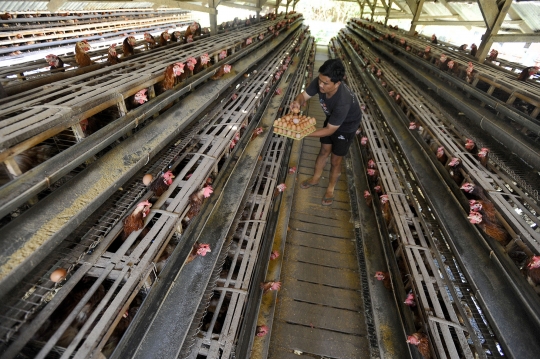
[422,3,453,17]
[0,1,155,12]
[513,2,540,31]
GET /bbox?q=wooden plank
[269,321,368,359]
[285,243,358,270]
[288,218,353,239]
[280,279,363,311]
[292,198,352,218]
[292,191,351,211]
[295,174,349,192]
[287,229,355,252]
[277,299,366,335]
[290,211,350,229]
[282,261,361,290]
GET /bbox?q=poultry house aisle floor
[267,46,370,359]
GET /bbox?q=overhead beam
[47,0,64,13]
[147,0,218,14]
[477,0,500,29]
[384,0,393,25]
[405,0,417,14]
[221,1,261,11]
[413,19,522,26]
[389,14,459,19]
[491,33,540,43]
[476,0,514,63]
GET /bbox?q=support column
[408,0,426,35]
[208,0,218,36]
[275,0,282,12]
[384,0,393,26]
[356,0,364,18]
[476,0,513,63]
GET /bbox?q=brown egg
[295,133,301,139]
[142,174,153,186]
[292,107,300,114]
[50,268,67,283]
[293,118,299,124]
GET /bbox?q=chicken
[36,277,105,348]
[0,12,11,20]
[465,62,475,83]
[525,256,540,286]
[144,32,156,48]
[459,44,468,51]
[75,40,92,67]
[468,211,511,245]
[517,66,539,81]
[409,122,417,130]
[255,325,269,337]
[155,243,175,273]
[261,281,281,293]
[430,34,437,44]
[488,49,498,62]
[422,46,431,61]
[437,54,448,71]
[367,159,377,169]
[0,145,56,186]
[122,36,136,57]
[211,64,232,80]
[185,56,198,75]
[101,306,139,357]
[251,127,263,141]
[107,44,121,65]
[360,136,368,146]
[364,190,372,207]
[170,31,183,43]
[374,271,391,290]
[186,242,211,263]
[447,60,460,76]
[159,31,170,46]
[159,63,184,93]
[194,53,210,74]
[122,200,152,241]
[184,186,214,224]
[126,88,148,110]
[148,170,175,196]
[460,182,488,201]
[380,194,392,226]
[407,332,431,359]
[184,21,201,38]
[478,147,489,167]
[435,146,447,165]
[404,291,416,307]
[464,138,476,153]
[242,37,253,48]
[470,43,478,57]
[367,168,379,186]
[447,157,464,185]
[45,54,64,72]
[469,199,497,223]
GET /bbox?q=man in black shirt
[290,58,362,206]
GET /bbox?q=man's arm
[290,91,311,112]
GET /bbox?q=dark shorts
[320,131,356,156]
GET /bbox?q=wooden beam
[476,0,514,63]
[385,0,393,25]
[390,14,459,19]
[150,0,218,14]
[405,0,417,14]
[491,33,540,43]
[221,1,262,11]
[477,0,500,29]
[408,0,425,35]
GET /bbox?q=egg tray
[273,125,316,140]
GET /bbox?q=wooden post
[409,0,426,35]
[476,0,513,63]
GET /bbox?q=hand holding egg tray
[273,110,317,140]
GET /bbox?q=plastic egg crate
[273,113,317,140]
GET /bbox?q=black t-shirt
[305,78,362,133]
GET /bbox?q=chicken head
[467,211,483,224]
[448,157,460,167]
[528,256,540,269]
[134,89,148,104]
[173,62,185,76]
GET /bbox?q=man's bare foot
[300,179,319,189]
[322,190,334,206]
